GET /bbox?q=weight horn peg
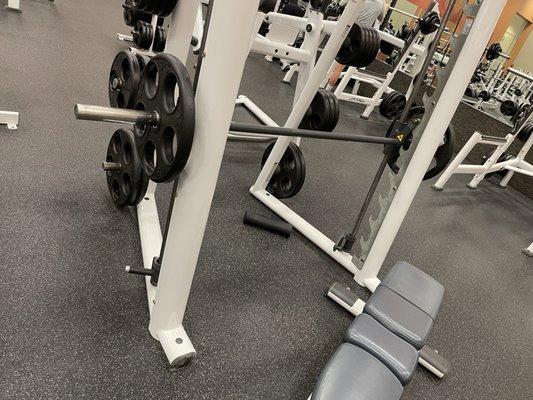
[75,104,160,125]
[102,161,122,171]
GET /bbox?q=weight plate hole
[161,126,178,163]
[143,141,157,175]
[281,178,292,192]
[121,57,131,82]
[284,159,295,171]
[111,133,121,154]
[163,73,179,114]
[123,141,133,166]
[144,62,159,99]
[122,173,132,196]
[117,93,126,109]
[135,102,147,136]
[112,179,120,201]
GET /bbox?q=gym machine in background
[434,113,533,191]
[331,2,440,120]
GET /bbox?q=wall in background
[514,29,533,72]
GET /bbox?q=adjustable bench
[312,262,447,399]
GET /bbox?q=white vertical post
[6,0,21,11]
[500,125,533,187]
[357,0,508,285]
[148,0,261,367]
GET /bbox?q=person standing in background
[325,0,388,90]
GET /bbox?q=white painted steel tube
[359,1,508,282]
[148,0,261,367]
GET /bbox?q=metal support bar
[230,122,399,145]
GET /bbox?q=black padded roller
[243,211,292,237]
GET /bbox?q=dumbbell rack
[434,113,533,191]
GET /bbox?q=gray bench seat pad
[311,343,403,400]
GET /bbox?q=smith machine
[72,0,506,375]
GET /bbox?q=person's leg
[327,62,345,90]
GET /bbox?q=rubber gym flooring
[1,1,532,399]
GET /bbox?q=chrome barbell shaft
[74,104,159,125]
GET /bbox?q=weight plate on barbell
[500,100,518,116]
[152,26,167,53]
[517,122,533,143]
[109,50,142,109]
[261,142,306,199]
[379,91,406,120]
[299,89,339,132]
[132,21,153,50]
[135,53,151,74]
[385,106,455,180]
[486,43,502,61]
[419,11,440,35]
[134,53,196,183]
[105,128,149,208]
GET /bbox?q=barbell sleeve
[74,104,159,125]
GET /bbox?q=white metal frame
[523,242,533,257]
[0,110,19,130]
[132,0,261,367]
[434,114,533,191]
[6,0,21,12]
[251,0,507,290]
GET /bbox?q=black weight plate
[486,43,502,61]
[299,89,333,131]
[479,90,491,101]
[380,39,395,56]
[517,123,533,143]
[159,0,178,17]
[350,24,369,68]
[133,21,153,50]
[135,53,151,74]
[106,128,149,208]
[261,142,306,199]
[133,0,150,12]
[425,124,455,180]
[325,90,340,131]
[365,27,381,67]
[134,54,196,183]
[379,91,406,119]
[336,31,354,65]
[500,100,518,116]
[420,11,439,35]
[153,26,166,53]
[109,50,142,109]
[385,106,454,180]
[319,87,334,131]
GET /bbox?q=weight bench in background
[311,262,448,399]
